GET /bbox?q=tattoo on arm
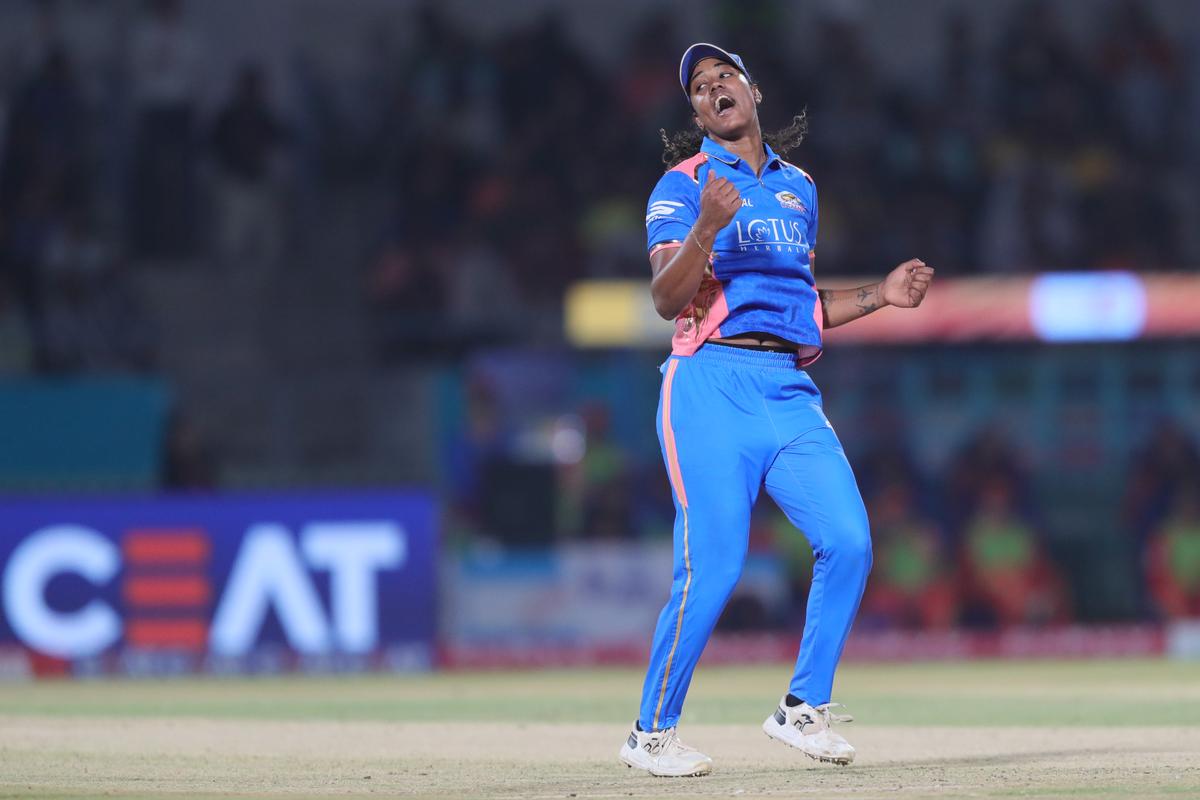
[818,283,883,329]
[818,289,833,319]
[855,286,878,315]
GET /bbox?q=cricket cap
[679,43,752,97]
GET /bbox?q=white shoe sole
[619,745,712,777]
[762,717,854,766]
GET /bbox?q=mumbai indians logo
[775,191,806,213]
[646,200,683,224]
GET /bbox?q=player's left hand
[880,259,935,308]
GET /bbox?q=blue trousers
[638,343,872,732]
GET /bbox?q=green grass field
[1,659,1197,798]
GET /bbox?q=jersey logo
[776,191,806,213]
[733,218,808,253]
[646,200,684,223]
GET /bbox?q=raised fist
[696,169,741,232]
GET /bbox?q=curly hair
[659,111,809,169]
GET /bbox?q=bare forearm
[650,226,717,319]
[817,282,886,329]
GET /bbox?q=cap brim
[679,42,742,94]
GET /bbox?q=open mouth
[715,95,735,116]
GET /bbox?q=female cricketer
[619,43,935,777]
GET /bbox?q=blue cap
[679,43,752,97]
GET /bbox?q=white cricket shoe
[762,698,856,765]
[619,724,713,777]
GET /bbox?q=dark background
[1,0,1198,632]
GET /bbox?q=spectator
[210,64,288,267]
[128,0,202,259]
[162,412,218,489]
[616,13,679,127]
[575,404,634,540]
[850,409,925,504]
[0,47,87,219]
[443,374,508,533]
[0,47,88,367]
[945,426,1033,530]
[1097,0,1183,161]
[994,0,1086,146]
[0,277,33,373]
[861,479,957,630]
[443,227,522,339]
[365,240,450,359]
[958,477,1069,628]
[40,212,156,373]
[1123,420,1200,547]
[753,502,814,630]
[1145,491,1200,619]
[978,152,1083,271]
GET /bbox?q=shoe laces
[649,727,697,758]
[815,702,854,725]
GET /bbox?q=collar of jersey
[701,136,783,170]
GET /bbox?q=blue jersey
[645,137,822,364]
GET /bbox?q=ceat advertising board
[0,492,436,675]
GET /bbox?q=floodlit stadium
[0,1,1198,798]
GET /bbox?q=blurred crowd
[0,0,291,373]
[752,0,1198,277]
[796,420,1200,628]
[845,430,1073,631]
[0,1,1198,626]
[1,0,1197,370]
[445,367,1200,628]
[369,0,1200,353]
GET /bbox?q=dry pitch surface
[0,659,1198,799]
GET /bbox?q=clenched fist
[696,169,741,233]
[880,259,935,308]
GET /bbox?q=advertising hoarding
[0,492,436,675]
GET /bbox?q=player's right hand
[697,169,740,232]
